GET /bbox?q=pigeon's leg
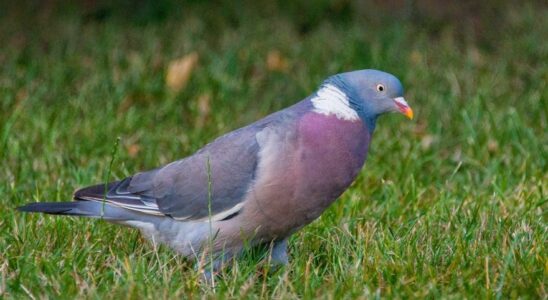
[199,259,221,284]
[196,249,236,284]
[269,238,289,266]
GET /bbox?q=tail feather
[18,201,102,216]
[18,201,136,220]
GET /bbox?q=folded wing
[73,100,309,222]
[74,126,262,221]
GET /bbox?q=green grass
[1,1,546,299]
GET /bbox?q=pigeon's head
[316,69,413,126]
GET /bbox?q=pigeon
[18,69,413,275]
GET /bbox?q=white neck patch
[311,84,360,121]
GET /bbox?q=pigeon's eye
[376,84,385,92]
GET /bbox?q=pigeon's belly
[239,112,370,239]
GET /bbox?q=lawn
[0,1,546,298]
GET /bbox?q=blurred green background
[0,0,546,298]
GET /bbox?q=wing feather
[73,100,310,221]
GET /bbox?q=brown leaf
[487,139,499,153]
[420,134,435,151]
[452,147,462,162]
[266,50,288,72]
[16,88,28,102]
[166,52,199,92]
[117,96,133,114]
[409,50,423,65]
[195,94,211,128]
[126,143,141,158]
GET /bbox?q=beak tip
[394,97,413,120]
[405,108,414,120]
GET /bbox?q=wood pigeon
[19,69,413,275]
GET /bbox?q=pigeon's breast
[235,111,371,239]
[294,113,370,218]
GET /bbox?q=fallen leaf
[195,94,211,128]
[266,50,288,72]
[166,52,199,92]
[420,134,435,150]
[452,147,462,162]
[409,50,423,65]
[468,47,484,66]
[126,143,141,158]
[487,139,499,153]
[117,96,133,114]
[16,88,28,102]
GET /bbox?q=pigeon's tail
[17,201,136,220]
[18,201,99,217]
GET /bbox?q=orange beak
[394,97,414,120]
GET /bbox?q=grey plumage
[18,69,413,273]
